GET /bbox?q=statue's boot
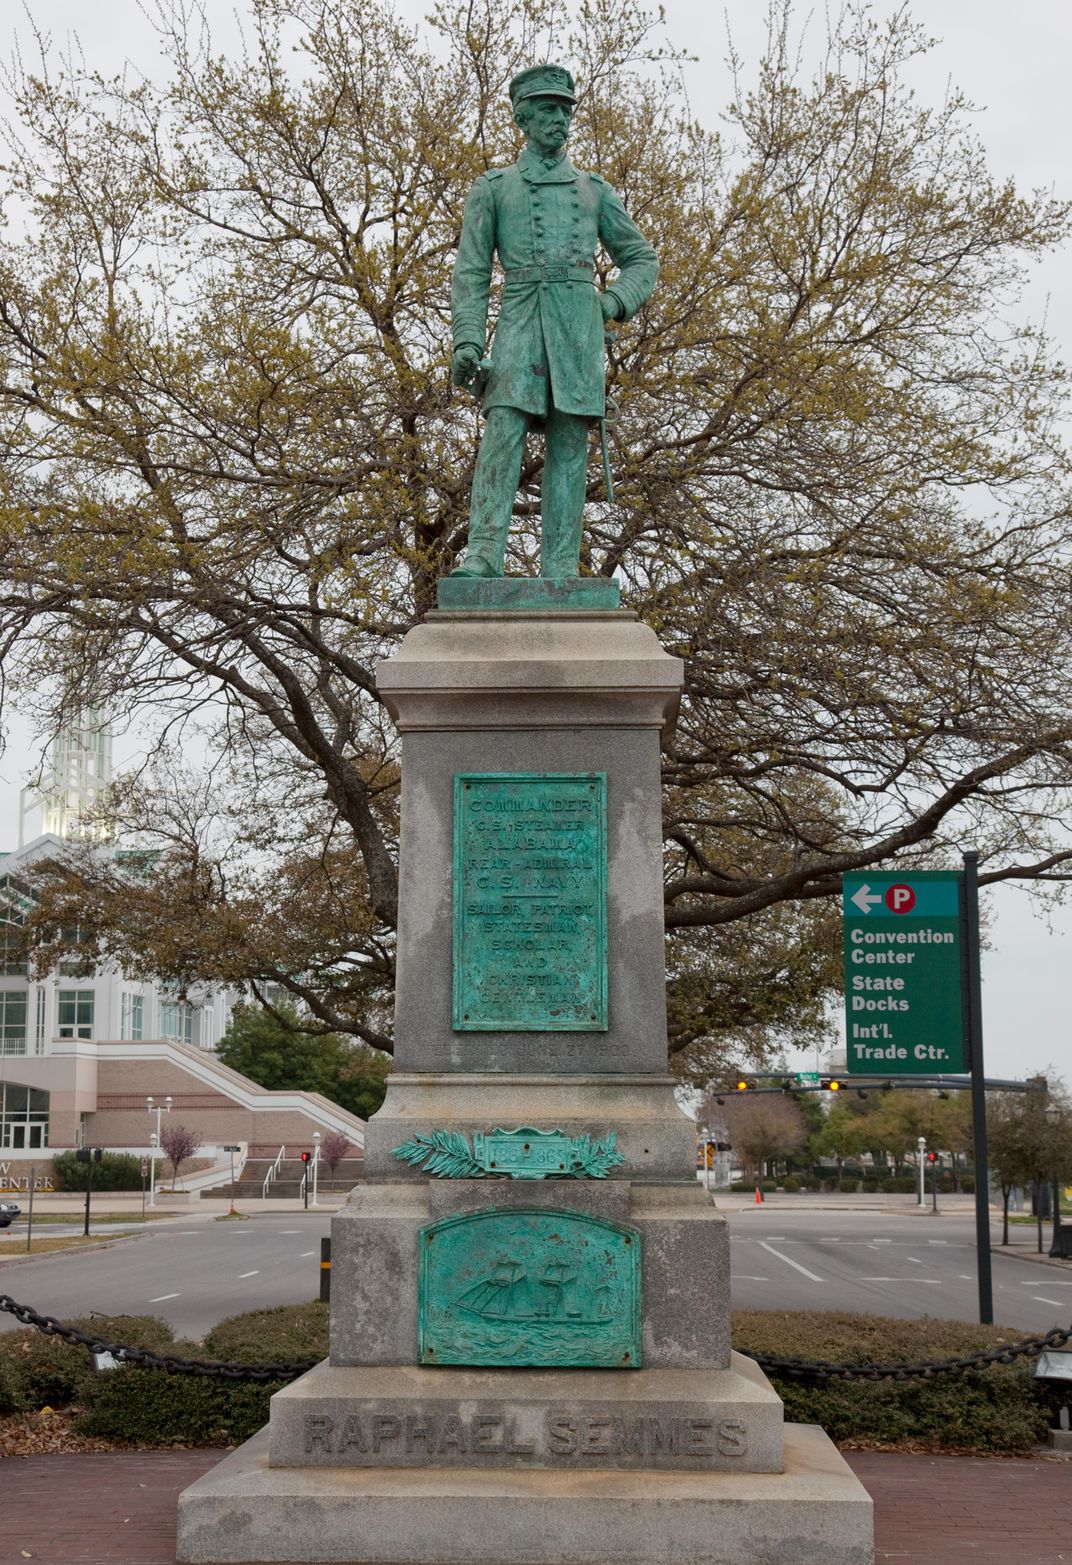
[453,406,529,576]
[449,555,499,578]
[539,408,591,578]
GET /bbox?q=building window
[160,1001,192,1045]
[35,989,46,1053]
[0,993,27,1056]
[0,921,26,977]
[57,989,94,1039]
[0,1082,49,1149]
[120,993,144,1041]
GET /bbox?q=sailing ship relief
[418,1209,641,1369]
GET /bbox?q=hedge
[732,1310,1052,1454]
[0,1300,1057,1454]
[50,1151,144,1192]
[0,1313,175,1415]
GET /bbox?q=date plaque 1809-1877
[453,772,607,1031]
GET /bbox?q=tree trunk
[1002,1185,1011,1246]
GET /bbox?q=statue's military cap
[508,64,577,108]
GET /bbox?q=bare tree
[705,1094,807,1183]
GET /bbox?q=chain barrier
[0,1294,317,1383]
[741,1323,1072,1382]
[3,1290,1071,1386]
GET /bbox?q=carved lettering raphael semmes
[302,1412,750,1464]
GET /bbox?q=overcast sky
[2,1,1070,1083]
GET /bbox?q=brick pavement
[2,1446,1071,1564]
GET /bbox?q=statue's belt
[503,263,594,284]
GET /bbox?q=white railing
[0,1037,27,1056]
[262,1144,286,1199]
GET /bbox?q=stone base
[267,1352,782,1473]
[363,1074,696,1179]
[328,1178,730,1371]
[176,1420,873,1564]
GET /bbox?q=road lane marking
[279,1230,301,1235]
[873,1238,891,1244]
[861,1278,943,1284]
[927,1240,949,1245]
[237,1271,260,1279]
[300,1251,316,1258]
[757,1241,822,1281]
[1020,1279,1072,1285]
[149,1293,181,1302]
[731,1276,771,1282]
[906,1257,925,1265]
[1033,1296,1064,1306]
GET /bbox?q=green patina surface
[418,1207,641,1368]
[436,576,621,612]
[391,1126,625,1179]
[453,772,607,1031]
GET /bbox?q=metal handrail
[261,1144,286,1199]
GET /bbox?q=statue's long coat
[451,148,658,419]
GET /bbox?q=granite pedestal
[177,587,872,1565]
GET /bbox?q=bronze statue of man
[450,65,658,579]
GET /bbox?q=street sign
[140,1159,148,1178]
[842,871,965,1075]
[223,1145,240,1152]
[794,1071,821,1087]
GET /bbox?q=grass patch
[0,1235,130,1256]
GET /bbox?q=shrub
[51,1151,144,1192]
[961,1176,975,1193]
[805,1177,822,1191]
[0,1314,174,1411]
[78,1361,282,1445]
[202,1303,329,1365]
[76,1301,329,1445]
[760,1179,777,1193]
[839,1177,859,1193]
[732,1310,1049,1454]
[782,1176,800,1192]
[861,1179,878,1193]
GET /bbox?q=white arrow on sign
[850,883,882,915]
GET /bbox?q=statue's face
[518,95,573,155]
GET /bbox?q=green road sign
[794,1071,821,1087]
[842,871,965,1074]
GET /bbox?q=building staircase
[215,1152,365,1201]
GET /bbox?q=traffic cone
[755,1185,764,1204]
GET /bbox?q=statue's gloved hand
[600,293,621,323]
[451,344,482,388]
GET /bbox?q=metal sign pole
[26,1164,34,1254]
[963,851,994,1324]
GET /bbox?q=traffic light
[926,1151,939,1165]
[300,1151,311,1164]
[823,1078,842,1092]
[735,1079,752,1091]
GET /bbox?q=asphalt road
[0,1207,1068,1343]
[729,1207,1071,1332]
[0,1214,332,1340]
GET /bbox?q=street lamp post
[146,1094,172,1210]
[312,1131,321,1207]
[701,1126,712,1196]
[917,1136,927,1209]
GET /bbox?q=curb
[991,1245,1072,1271]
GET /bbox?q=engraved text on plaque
[453,772,607,1031]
